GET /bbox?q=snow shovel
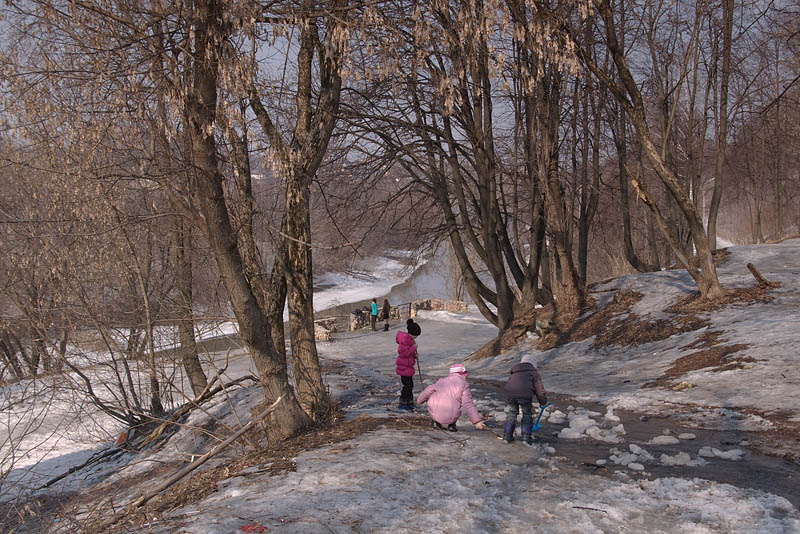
[532,402,552,432]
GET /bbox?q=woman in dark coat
[382,299,391,331]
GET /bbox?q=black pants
[400,375,414,404]
[371,314,377,330]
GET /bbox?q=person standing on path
[382,298,391,331]
[395,319,421,411]
[370,298,379,331]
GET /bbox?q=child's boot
[502,422,516,444]
[521,424,534,446]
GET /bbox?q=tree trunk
[174,218,207,397]
[0,334,25,379]
[578,68,601,281]
[266,242,288,362]
[187,0,310,440]
[707,0,734,250]
[536,72,584,315]
[285,166,326,416]
[245,3,345,416]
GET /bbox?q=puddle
[469,379,800,508]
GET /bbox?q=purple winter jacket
[395,331,417,377]
[503,362,548,405]
[417,373,482,425]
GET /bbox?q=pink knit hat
[449,364,467,375]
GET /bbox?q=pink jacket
[416,373,482,425]
[395,331,417,377]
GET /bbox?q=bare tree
[0,0,331,439]
[573,0,727,299]
[244,0,349,415]
[706,0,734,249]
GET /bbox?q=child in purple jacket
[503,361,548,446]
[395,319,421,411]
[417,364,486,432]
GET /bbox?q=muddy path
[469,378,800,509]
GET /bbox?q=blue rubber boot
[503,422,516,444]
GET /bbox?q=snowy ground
[3,242,800,533]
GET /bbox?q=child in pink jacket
[417,364,486,432]
[395,319,421,411]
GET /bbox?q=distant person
[370,298,379,331]
[395,318,421,411]
[417,363,486,432]
[382,298,391,331]
[502,361,548,446]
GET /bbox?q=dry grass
[665,284,777,315]
[641,342,753,389]
[537,289,711,350]
[0,493,74,533]
[469,277,779,359]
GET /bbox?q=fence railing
[314,299,468,336]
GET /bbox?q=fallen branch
[135,374,257,450]
[746,263,777,287]
[36,446,124,490]
[96,395,282,531]
[572,506,609,514]
[482,426,505,441]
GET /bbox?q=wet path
[470,378,800,508]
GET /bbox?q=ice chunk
[586,426,622,443]
[558,428,584,439]
[548,410,567,424]
[660,452,692,466]
[697,446,744,461]
[565,414,597,433]
[717,448,744,461]
[629,444,653,461]
[604,407,620,423]
[649,435,680,445]
[699,446,718,457]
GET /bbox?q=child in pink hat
[416,364,486,432]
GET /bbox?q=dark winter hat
[406,318,421,336]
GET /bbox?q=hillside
[4,240,800,533]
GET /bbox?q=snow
[698,447,746,461]
[3,242,800,533]
[650,436,681,445]
[313,255,411,311]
